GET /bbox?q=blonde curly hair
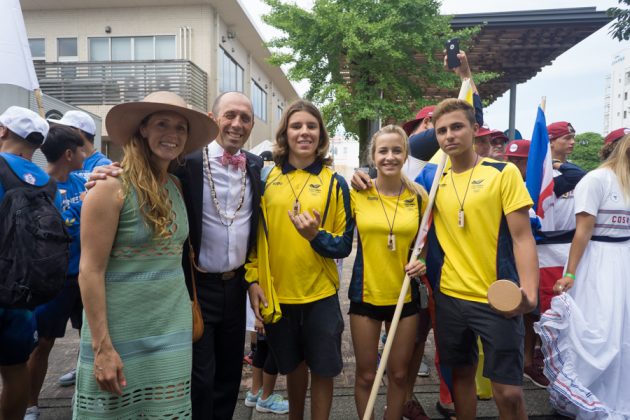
[120,125,176,239]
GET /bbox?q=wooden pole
[34,88,45,118]
[541,96,546,114]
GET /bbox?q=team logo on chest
[308,183,321,194]
[403,198,416,208]
[471,178,485,192]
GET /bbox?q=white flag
[0,0,39,90]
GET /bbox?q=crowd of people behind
[0,49,628,420]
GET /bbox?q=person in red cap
[546,121,586,231]
[490,130,509,161]
[402,106,436,137]
[601,127,629,160]
[503,140,530,179]
[473,126,493,157]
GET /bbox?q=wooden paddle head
[487,279,522,313]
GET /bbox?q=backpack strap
[0,155,24,191]
[320,173,339,226]
[0,155,57,201]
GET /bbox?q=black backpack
[0,156,71,309]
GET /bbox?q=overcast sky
[242,0,629,137]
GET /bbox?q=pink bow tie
[221,151,246,171]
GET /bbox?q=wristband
[564,273,576,280]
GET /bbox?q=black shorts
[34,275,83,338]
[252,337,278,375]
[265,294,344,377]
[434,289,524,386]
[348,301,418,323]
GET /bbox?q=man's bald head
[212,91,253,117]
[210,91,255,154]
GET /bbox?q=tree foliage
[263,0,476,161]
[608,0,630,41]
[572,132,604,171]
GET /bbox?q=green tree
[263,0,476,162]
[572,132,603,171]
[608,0,630,41]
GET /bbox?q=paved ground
[5,240,566,419]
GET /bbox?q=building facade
[22,0,299,160]
[605,49,630,134]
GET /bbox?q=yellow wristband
[564,273,576,280]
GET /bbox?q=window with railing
[29,38,45,60]
[252,81,267,121]
[58,38,77,77]
[88,36,176,61]
[219,48,243,93]
[58,38,77,61]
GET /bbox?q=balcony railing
[34,60,208,111]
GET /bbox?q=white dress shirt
[198,141,253,272]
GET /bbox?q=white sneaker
[58,368,76,386]
[417,356,430,377]
[24,406,40,420]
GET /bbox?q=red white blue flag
[526,106,555,231]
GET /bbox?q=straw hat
[105,91,218,155]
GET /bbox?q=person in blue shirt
[0,106,54,420]
[49,110,112,182]
[24,125,87,420]
[48,110,112,387]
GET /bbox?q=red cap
[504,140,530,158]
[604,128,629,145]
[475,126,493,138]
[402,106,435,136]
[547,121,575,140]
[490,130,509,144]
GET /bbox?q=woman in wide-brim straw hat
[74,91,217,418]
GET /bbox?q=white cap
[49,110,96,136]
[0,106,49,143]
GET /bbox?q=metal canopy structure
[424,7,612,104]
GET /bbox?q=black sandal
[435,401,456,419]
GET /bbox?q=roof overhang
[425,7,613,103]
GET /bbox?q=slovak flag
[526,106,555,231]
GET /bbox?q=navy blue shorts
[265,294,344,377]
[434,289,524,386]
[348,301,418,323]
[0,307,38,365]
[34,275,83,338]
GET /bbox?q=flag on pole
[0,0,40,91]
[525,106,555,231]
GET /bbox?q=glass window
[57,38,77,60]
[219,48,244,93]
[89,38,109,61]
[276,105,283,122]
[112,37,132,61]
[155,36,176,59]
[29,38,45,59]
[135,37,154,60]
[251,81,267,121]
[88,36,176,61]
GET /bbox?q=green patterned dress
[74,179,192,419]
